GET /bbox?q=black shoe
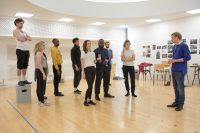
[74,90,82,94]
[167,102,178,107]
[164,81,170,86]
[104,93,115,98]
[54,93,64,96]
[88,100,96,105]
[175,106,183,111]
[18,81,25,86]
[84,101,89,106]
[125,93,130,96]
[44,96,47,100]
[132,94,137,97]
[23,80,32,84]
[95,95,101,101]
[109,83,111,86]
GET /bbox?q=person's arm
[51,48,59,71]
[111,50,113,59]
[13,30,27,42]
[126,50,135,61]
[169,45,191,64]
[71,49,79,70]
[81,52,85,79]
[25,33,32,41]
[36,52,46,80]
[121,49,126,62]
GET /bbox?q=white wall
[0,16,125,86]
[128,15,200,82]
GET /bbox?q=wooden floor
[0,79,200,133]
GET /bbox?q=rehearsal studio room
[0,0,200,133]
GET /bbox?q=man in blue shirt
[94,39,115,101]
[167,32,191,111]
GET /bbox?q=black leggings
[35,69,46,103]
[85,66,96,101]
[122,66,135,94]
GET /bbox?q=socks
[22,75,26,81]
[17,76,21,82]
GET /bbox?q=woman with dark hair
[121,40,137,97]
[81,40,96,106]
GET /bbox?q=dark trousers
[53,65,62,94]
[73,66,82,88]
[35,69,46,103]
[122,65,135,94]
[107,65,112,85]
[95,66,109,96]
[85,66,96,101]
[172,72,185,106]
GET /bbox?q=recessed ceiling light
[85,0,148,3]
[92,22,106,26]
[186,9,200,14]
[14,12,34,18]
[145,19,161,23]
[59,18,74,22]
[116,25,128,28]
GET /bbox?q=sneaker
[132,94,137,97]
[18,81,25,86]
[23,80,32,84]
[84,101,89,106]
[43,101,51,106]
[125,93,130,96]
[44,96,47,100]
[54,93,64,96]
[95,95,101,101]
[74,89,82,94]
[88,100,96,105]
[104,93,115,98]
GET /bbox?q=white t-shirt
[121,49,135,66]
[14,29,29,51]
[81,51,96,68]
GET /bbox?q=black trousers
[35,69,46,103]
[84,66,96,101]
[107,65,112,85]
[95,66,109,96]
[73,66,82,88]
[53,65,62,94]
[122,65,135,94]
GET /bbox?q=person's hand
[168,59,176,64]
[43,74,46,80]
[57,70,61,75]
[75,66,79,71]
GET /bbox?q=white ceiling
[0,0,200,27]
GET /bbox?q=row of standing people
[13,18,137,107]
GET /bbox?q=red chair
[138,62,152,80]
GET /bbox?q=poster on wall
[182,39,187,43]
[168,54,173,58]
[152,45,156,50]
[190,39,197,44]
[156,50,160,59]
[162,45,167,49]
[199,50,200,54]
[162,54,168,58]
[191,50,197,54]
[157,46,161,49]
[146,54,151,58]
[190,39,198,54]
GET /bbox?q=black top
[94,47,109,67]
[70,45,81,67]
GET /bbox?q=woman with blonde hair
[81,40,96,106]
[34,41,50,106]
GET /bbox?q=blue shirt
[94,48,109,67]
[172,42,191,75]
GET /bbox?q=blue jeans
[172,72,185,106]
